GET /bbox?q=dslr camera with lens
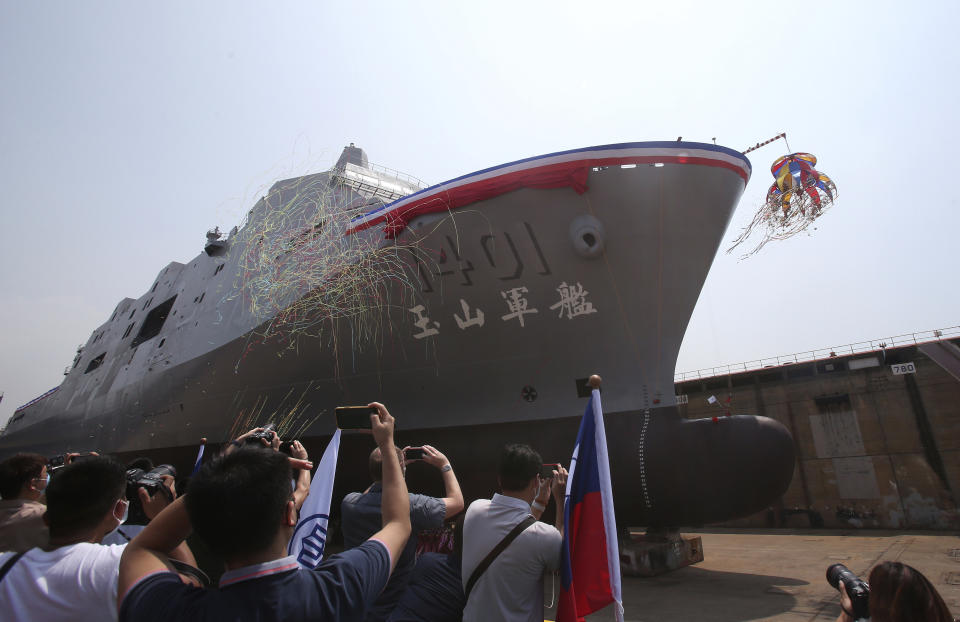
[125,464,176,525]
[826,563,870,620]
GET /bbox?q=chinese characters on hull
[407,281,597,338]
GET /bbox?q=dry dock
[548,528,960,622]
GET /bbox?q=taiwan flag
[557,388,624,622]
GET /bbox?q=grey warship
[1,141,794,527]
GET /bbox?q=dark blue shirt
[387,552,464,622]
[119,540,390,622]
[341,483,445,622]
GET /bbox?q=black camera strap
[0,551,26,584]
[464,515,536,601]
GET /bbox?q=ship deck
[571,528,960,621]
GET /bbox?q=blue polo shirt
[342,483,446,622]
[119,540,390,622]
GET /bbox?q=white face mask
[117,500,130,525]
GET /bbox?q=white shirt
[0,542,126,622]
[461,494,562,622]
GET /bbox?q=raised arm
[368,402,411,571]
[136,474,196,567]
[552,465,568,534]
[288,440,312,512]
[118,496,193,608]
[420,445,464,518]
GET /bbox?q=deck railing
[675,325,960,383]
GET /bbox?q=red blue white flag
[557,388,624,622]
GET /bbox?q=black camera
[125,464,176,525]
[826,563,870,620]
[244,422,277,447]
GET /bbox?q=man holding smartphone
[461,444,568,622]
[116,403,410,621]
[341,442,464,622]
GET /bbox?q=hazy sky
[1,1,958,426]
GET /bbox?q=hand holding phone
[367,402,395,448]
[540,463,561,480]
[404,447,426,461]
[335,406,377,430]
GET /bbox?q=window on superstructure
[214,264,224,276]
[122,323,135,340]
[143,297,153,311]
[131,296,177,348]
[84,353,105,374]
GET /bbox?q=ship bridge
[333,143,428,203]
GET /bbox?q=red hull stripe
[346,150,749,239]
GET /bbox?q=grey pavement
[543,528,960,622]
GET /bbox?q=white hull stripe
[347,142,751,237]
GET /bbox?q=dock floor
[545,528,960,622]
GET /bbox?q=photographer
[0,453,49,552]
[461,443,567,622]
[117,402,411,621]
[102,458,173,546]
[225,425,312,511]
[835,561,954,622]
[342,443,464,622]
[0,456,193,622]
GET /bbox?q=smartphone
[335,406,377,430]
[405,447,426,461]
[540,463,561,479]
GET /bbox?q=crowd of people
[0,402,955,622]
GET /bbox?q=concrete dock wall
[675,341,960,530]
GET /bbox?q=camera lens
[826,563,847,589]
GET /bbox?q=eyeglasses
[32,473,50,489]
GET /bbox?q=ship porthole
[569,215,605,259]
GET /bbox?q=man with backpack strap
[461,443,567,622]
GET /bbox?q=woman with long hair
[837,561,954,622]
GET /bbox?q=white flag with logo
[288,428,341,568]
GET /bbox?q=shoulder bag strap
[464,515,536,601]
[0,551,26,583]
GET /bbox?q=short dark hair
[45,457,126,539]
[186,448,293,561]
[498,444,541,492]
[868,561,953,622]
[0,453,47,499]
[368,446,404,482]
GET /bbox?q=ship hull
[2,142,796,526]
